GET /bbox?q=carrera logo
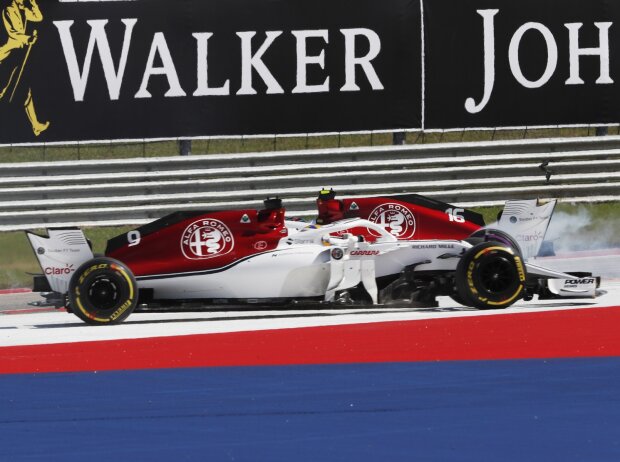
[181,219,234,260]
[368,203,416,239]
[350,250,380,256]
[44,264,75,276]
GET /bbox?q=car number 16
[445,208,465,223]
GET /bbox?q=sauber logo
[368,203,416,239]
[44,264,75,276]
[181,219,234,260]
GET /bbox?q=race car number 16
[446,208,465,223]
[127,230,141,247]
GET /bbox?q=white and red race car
[26,191,601,325]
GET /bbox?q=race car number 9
[127,230,141,247]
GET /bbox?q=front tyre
[456,242,526,310]
[68,257,137,325]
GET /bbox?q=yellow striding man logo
[0,0,49,136]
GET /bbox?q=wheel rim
[475,256,517,296]
[87,276,120,310]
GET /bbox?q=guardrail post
[392,132,406,145]
[596,127,608,136]
[179,139,192,156]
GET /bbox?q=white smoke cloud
[546,206,618,252]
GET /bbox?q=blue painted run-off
[1,358,619,461]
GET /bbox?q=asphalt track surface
[0,253,619,461]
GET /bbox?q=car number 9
[127,230,141,247]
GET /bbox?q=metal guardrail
[1,136,619,231]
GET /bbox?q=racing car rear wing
[25,229,93,294]
[494,199,556,260]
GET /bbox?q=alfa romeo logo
[181,219,234,260]
[368,203,416,239]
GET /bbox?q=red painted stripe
[2,307,65,315]
[1,306,620,374]
[0,288,31,295]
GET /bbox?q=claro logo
[516,231,544,242]
[44,264,75,276]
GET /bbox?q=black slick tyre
[456,242,526,310]
[467,228,523,257]
[68,257,138,325]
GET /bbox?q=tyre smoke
[546,206,619,252]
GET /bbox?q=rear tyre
[456,242,526,310]
[467,228,522,257]
[68,257,137,325]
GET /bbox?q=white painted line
[1,281,617,348]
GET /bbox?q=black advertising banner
[4,0,620,144]
[0,0,421,144]
[424,0,620,129]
